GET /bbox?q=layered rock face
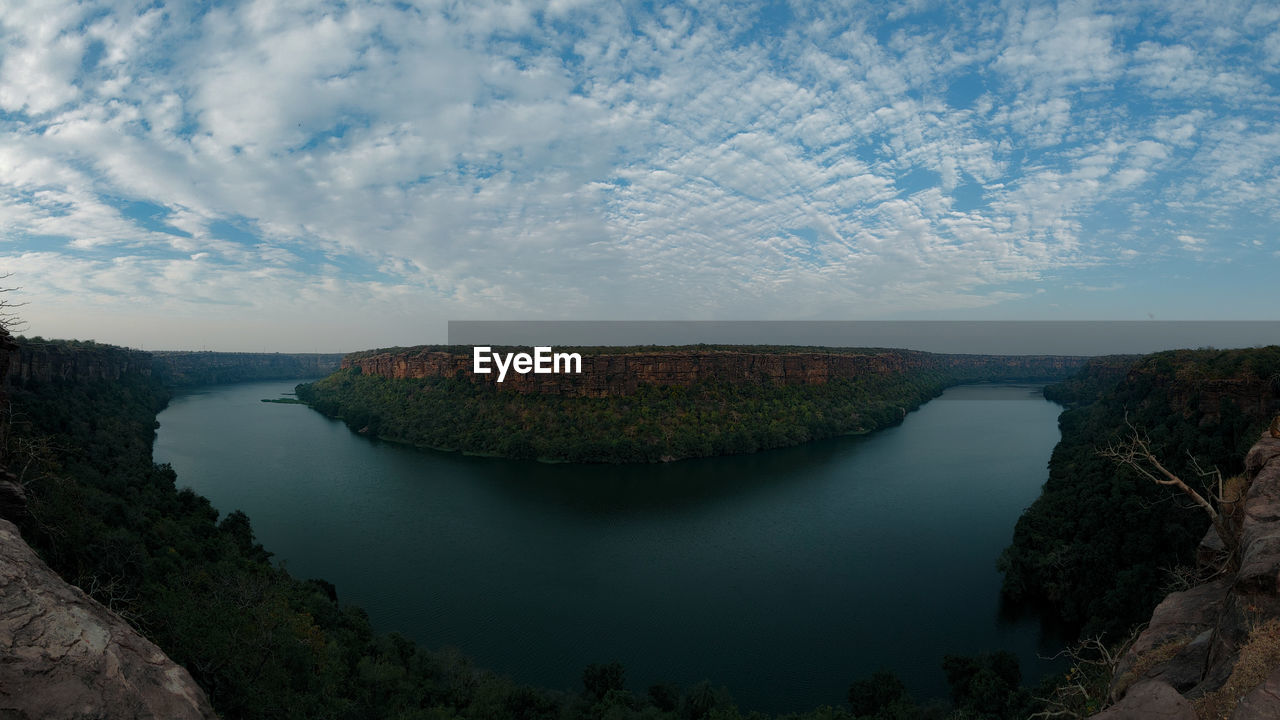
[6,342,151,383]
[0,519,218,720]
[1094,434,1280,720]
[5,341,342,387]
[343,347,1087,397]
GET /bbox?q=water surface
[154,381,1064,712]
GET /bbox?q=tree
[1100,417,1240,561]
[942,651,1030,719]
[1031,631,1141,719]
[0,272,26,335]
[0,273,24,513]
[582,661,625,702]
[848,669,909,716]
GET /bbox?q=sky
[1,0,1278,352]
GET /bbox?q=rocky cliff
[0,518,218,720]
[342,346,1087,397]
[0,331,218,719]
[6,339,342,387]
[6,340,152,383]
[1094,433,1280,720]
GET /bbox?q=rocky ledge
[0,513,216,719]
[1094,434,1280,720]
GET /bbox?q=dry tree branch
[1031,628,1143,719]
[0,272,26,333]
[1099,415,1238,560]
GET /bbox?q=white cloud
[1177,234,1206,251]
[0,0,1277,348]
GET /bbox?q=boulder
[1092,680,1196,720]
[0,518,216,719]
[1113,579,1228,692]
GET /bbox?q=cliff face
[343,347,1087,397]
[1094,434,1280,720]
[7,341,152,383]
[6,340,343,387]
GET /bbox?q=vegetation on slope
[11,335,340,387]
[150,350,344,387]
[296,361,1041,463]
[999,347,1280,639]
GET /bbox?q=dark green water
[154,380,1065,713]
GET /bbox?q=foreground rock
[1095,435,1280,719]
[1093,680,1196,719]
[0,518,217,719]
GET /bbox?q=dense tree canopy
[295,364,1032,463]
[999,347,1280,638]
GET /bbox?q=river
[153,380,1065,713]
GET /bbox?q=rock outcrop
[0,331,218,718]
[0,519,218,719]
[6,341,152,384]
[1093,679,1197,719]
[1096,434,1280,719]
[342,347,1088,397]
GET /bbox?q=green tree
[582,661,626,702]
[847,669,909,716]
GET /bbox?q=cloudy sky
[1,0,1278,351]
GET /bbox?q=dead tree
[0,272,25,334]
[1100,417,1239,560]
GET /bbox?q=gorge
[6,337,1280,719]
[156,378,1068,712]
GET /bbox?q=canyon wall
[342,347,1089,396]
[151,350,343,386]
[6,341,152,384]
[5,340,342,387]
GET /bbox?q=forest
[295,359,1054,463]
[999,346,1280,638]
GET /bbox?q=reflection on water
[155,381,1066,713]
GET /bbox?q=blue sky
[1,0,1278,351]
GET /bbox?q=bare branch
[1098,414,1238,561]
[0,272,27,333]
[1031,629,1142,718]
